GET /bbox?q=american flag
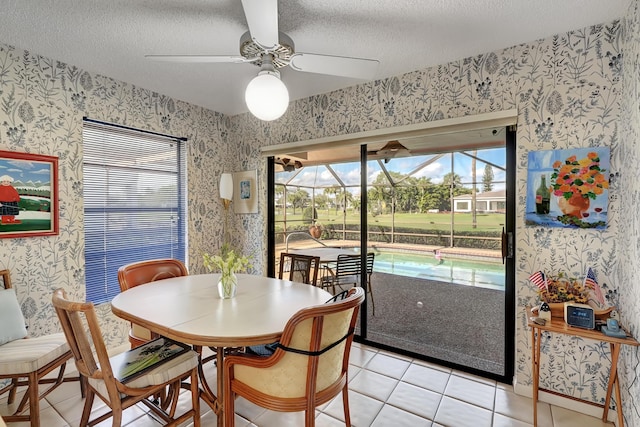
[584,267,605,305]
[529,271,547,290]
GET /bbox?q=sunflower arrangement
[537,272,589,304]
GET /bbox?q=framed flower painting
[526,147,610,229]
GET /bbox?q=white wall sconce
[220,172,233,210]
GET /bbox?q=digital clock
[564,302,595,329]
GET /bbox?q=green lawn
[276,211,505,233]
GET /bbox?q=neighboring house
[453,190,505,213]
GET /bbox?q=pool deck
[277,238,505,375]
[279,238,502,263]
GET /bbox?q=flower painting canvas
[526,147,610,229]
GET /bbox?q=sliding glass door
[362,146,509,378]
[269,126,515,382]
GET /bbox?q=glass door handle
[501,227,514,264]
[501,227,506,264]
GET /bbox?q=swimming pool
[372,250,505,290]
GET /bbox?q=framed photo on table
[233,169,258,214]
[0,150,58,238]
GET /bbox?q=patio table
[288,247,358,263]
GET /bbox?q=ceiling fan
[368,140,412,163]
[274,157,303,172]
[146,0,379,121]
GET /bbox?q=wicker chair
[0,269,78,427]
[320,252,376,315]
[278,252,321,285]
[52,288,200,427]
[117,259,188,348]
[223,287,364,427]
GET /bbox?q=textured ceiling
[0,0,630,116]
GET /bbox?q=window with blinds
[83,119,186,304]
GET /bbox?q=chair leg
[305,408,315,427]
[190,369,201,427]
[224,379,234,427]
[167,381,180,417]
[80,375,87,398]
[7,378,18,404]
[111,403,123,427]
[342,385,351,426]
[368,281,375,316]
[28,371,40,427]
[80,387,95,427]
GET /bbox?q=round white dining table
[111,273,331,426]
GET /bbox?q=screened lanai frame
[274,148,507,251]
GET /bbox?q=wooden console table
[527,309,638,427]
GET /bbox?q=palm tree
[442,172,462,189]
[324,186,341,214]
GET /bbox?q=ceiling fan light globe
[245,72,289,121]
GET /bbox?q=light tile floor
[1,342,614,427]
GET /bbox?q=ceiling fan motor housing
[240,31,295,68]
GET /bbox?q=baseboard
[513,378,617,423]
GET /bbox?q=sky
[0,157,53,186]
[276,148,506,195]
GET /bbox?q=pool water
[373,251,505,290]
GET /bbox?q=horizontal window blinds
[83,120,186,304]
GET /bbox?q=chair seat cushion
[89,350,198,401]
[0,333,70,375]
[130,324,152,340]
[246,342,278,356]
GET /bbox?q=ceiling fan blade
[241,0,279,50]
[289,53,379,80]
[377,140,411,156]
[145,54,257,63]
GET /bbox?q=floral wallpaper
[0,46,242,346]
[619,0,640,423]
[0,0,638,423]
[234,5,638,424]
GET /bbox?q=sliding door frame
[266,113,517,384]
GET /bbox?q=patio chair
[0,269,78,427]
[320,252,376,315]
[117,259,188,349]
[223,287,365,427]
[246,252,320,356]
[52,288,200,427]
[278,252,320,285]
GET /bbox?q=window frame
[82,119,187,304]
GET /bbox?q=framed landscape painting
[526,147,609,229]
[0,150,59,238]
